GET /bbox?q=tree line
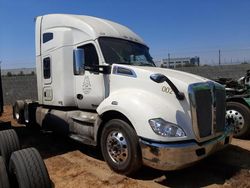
[4,71,36,77]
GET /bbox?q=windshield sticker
[82,76,91,94]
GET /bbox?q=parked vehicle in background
[216,70,250,138]
[13,14,232,175]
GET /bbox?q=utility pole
[219,49,221,66]
[0,60,3,114]
[168,53,170,68]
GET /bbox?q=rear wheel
[0,129,20,166]
[0,156,10,188]
[101,119,142,176]
[23,100,39,129]
[226,102,250,138]
[13,100,25,124]
[9,147,51,188]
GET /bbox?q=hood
[131,66,209,85]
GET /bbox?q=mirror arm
[150,73,185,100]
[164,76,185,100]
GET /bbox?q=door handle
[77,94,83,100]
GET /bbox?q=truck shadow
[13,126,250,187]
[135,145,250,187]
[13,127,102,160]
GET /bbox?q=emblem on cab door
[82,76,92,94]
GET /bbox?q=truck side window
[81,44,99,66]
[43,33,53,43]
[43,57,51,79]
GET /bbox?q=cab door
[74,42,105,110]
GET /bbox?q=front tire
[101,119,142,176]
[226,102,250,138]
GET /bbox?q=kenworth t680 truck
[13,14,232,175]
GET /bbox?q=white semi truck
[13,14,232,175]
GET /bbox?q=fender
[227,96,250,108]
[97,88,194,141]
[243,97,250,107]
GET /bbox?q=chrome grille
[215,89,226,132]
[189,82,226,141]
[195,89,212,137]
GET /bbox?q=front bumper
[139,130,233,171]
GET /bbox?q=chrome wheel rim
[106,131,128,164]
[24,109,29,123]
[226,109,245,135]
[15,112,20,120]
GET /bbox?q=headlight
[149,118,186,137]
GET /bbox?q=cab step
[69,134,96,146]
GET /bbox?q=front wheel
[101,119,142,176]
[226,102,250,138]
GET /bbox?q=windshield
[98,37,155,67]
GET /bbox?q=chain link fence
[155,48,250,66]
[2,75,37,105]
[1,63,250,105]
[176,64,250,80]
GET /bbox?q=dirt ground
[1,105,250,188]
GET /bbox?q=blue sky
[0,0,250,68]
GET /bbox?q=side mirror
[73,49,85,75]
[150,73,166,83]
